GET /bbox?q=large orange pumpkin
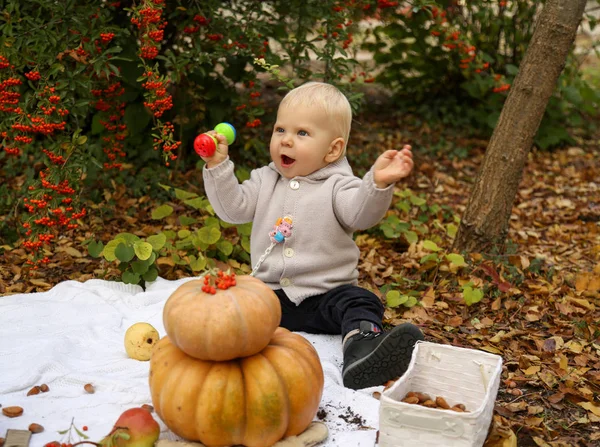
[163,275,281,361]
[149,327,324,447]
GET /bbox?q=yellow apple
[124,323,160,361]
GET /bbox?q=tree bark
[452,0,587,254]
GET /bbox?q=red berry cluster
[100,32,115,43]
[322,3,356,46]
[342,69,375,84]
[245,118,262,128]
[0,55,91,268]
[0,57,23,156]
[142,70,173,118]
[22,163,87,266]
[130,0,181,168]
[201,270,237,294]
[377,0,398,8]
[237,79,262,128]
[131,0,167,61]
[152,120,180,166]
[1,62,68,158]
[141,69,179,166]
[427,6,510,94]
[91,78,127,170]
[207,33,223,42]
[184,14,210,34]
[25,71,41,81]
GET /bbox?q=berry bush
[0,0,597,276]
[364,0,600,148]
[0,0,402,270]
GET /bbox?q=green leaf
[219,220,235,228]
[91,113,104,135]
[423,240,442,251]
[147,233,167,251]
[183,197,207,210]
[462,285,484,306]
[151,204,174,220]
[133,241,153,261]
[446,253,466,267]
[381,224,398,239]
[404,231,418,244]
[236,167,251,182]
[115,243,135,263]
[241,235,251,253]
[73,426,89,440]
[178,229,191,239]
[124,102,151,136]
[217,240,233,256]
[189,255,207,272]
[103,238,127,262]
[505,64,519,76]
[237,222,252,236]
[446,223,458,238]
[115,233,141,244]
[77,136,87,145]
[420,253,439,264]
[114,431,131,441]
[205,217,221,228]
[175,238,194,250]
[87,240,104,258]
[192,234,209,251]
[174,188,198,200]
[405,296,418,308]
[179,215,197,226]
[386,290,409,308]
[410,195,426,206]
[122,271,140,284]
[197,226,221,245]
[131,259,150,275]
[142,267,158,282]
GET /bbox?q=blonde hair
[279,82,352,155]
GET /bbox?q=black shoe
[342,321,424,390]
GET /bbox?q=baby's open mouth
[281,155,295,167]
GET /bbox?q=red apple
[100,407,160,447]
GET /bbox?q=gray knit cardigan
[202,156,395,304]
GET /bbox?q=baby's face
[270,104,340,179]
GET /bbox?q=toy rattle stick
[193,122,236,157]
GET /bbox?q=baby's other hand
[202,131,229,168]
[372,145,413,189]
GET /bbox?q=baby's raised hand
[202,131,229,168]
[372,145,413,188]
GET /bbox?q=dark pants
[275,284,385,338]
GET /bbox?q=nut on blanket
[155,421,328,447]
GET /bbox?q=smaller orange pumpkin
[163,274,281,361]
[149,327,324,447]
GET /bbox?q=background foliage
[0,0,598,282]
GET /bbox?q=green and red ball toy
[194,122,236,157]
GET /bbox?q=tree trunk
[452,0,587,254]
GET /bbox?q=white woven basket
[378,341,503,447]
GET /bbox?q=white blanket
[0,277,382,446]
